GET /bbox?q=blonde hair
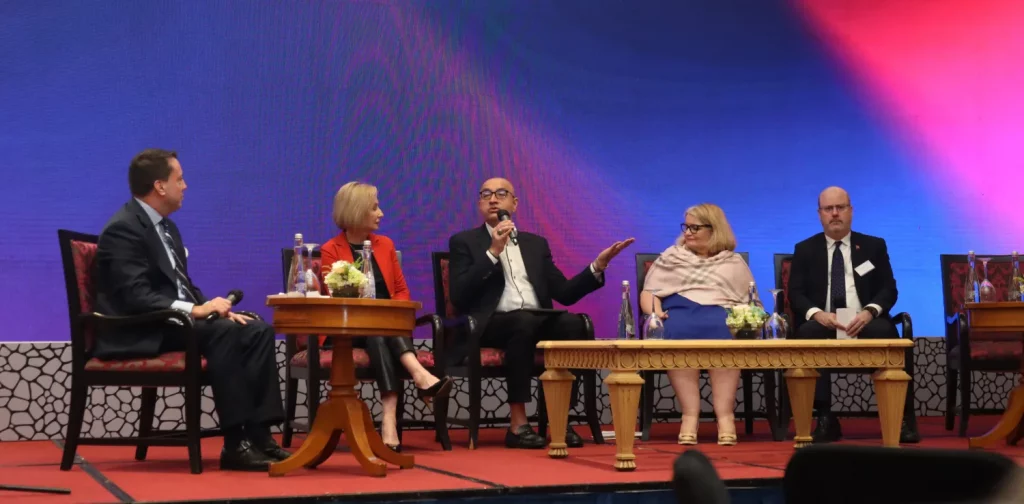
[677,203,737,255]
[332,181,377,230]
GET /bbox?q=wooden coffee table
[265,296,420,477]
[538,339,914,471]
[963,302,1024,449]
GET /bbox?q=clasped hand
[812,310,872,337]
[191,297,251,325]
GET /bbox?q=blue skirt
[661,294,733,340]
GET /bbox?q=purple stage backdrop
[1,0,1022,342]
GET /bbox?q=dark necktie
[830,241,846,312]
[158,220,199,303]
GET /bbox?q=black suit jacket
[92,199,207,359]
[788,231,897,330]
[447,225,604,361]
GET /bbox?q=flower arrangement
[1014,275,1024,300]
[725,304,768,339]
[323,259,368,298]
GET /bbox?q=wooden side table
[265,296,420,477]
[964,302,1024,448]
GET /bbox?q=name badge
[854,260,874,276]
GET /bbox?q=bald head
[477,177,519,226]
[481,177,515,194]
[817,186,853,239]
[818,186,850,208]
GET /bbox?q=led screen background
[2,0,1021,341]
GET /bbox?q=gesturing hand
[593,238,636,271]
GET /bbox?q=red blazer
[319,232,409,301]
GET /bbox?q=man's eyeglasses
[819,204,850,213]
[479,189,513,200]
[681,223,712,234]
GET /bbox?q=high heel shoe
[417,376,453,403]
[378,430,402,453]
[678,432,698,445]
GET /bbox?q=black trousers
[354,336,417,395]
[793,317,914,420]
[480,311,587,406]
[161,318,284,429]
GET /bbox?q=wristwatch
[864,306,879,318]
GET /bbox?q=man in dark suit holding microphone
[94,149,288,470]
[448,177,634,449]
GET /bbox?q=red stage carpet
[2,417,1021,503]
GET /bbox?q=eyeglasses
[819,204,850,213]
[479,189,513,200]
[681,223,712,234]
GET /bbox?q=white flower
[725,304,768,329]
[324,260,368,292]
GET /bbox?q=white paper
[836,308,855,339]
[854,260,874,276]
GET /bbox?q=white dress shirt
[483,223,603,313]
[135,198,195,315]
[805,233,882,321]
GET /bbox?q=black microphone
[206,289,243,320]
[496,209,518,246]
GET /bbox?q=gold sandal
[717,433,737,446]
[678,432,698,445]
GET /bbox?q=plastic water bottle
[289,233,306,295]
[617,280,635,340]
[361,240,376,299]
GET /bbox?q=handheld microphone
[207,289,244,320]
[496,209,518,246]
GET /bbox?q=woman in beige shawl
[641,203,761,446]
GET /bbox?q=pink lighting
[795,0,1024,237]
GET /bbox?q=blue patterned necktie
[158,220,198,303]
[830,241,846,312]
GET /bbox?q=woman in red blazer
[320,182,452,452]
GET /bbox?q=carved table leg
[541,368,575,458]
[605,371,644,471]
[873,368,910,448]
[269,337,414,477]
[784,368,819,448]
[969,383,1024,449]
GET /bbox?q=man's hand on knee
[811,311,846,331]
[226,312,251,325]
[844,310,873,338]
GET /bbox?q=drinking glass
[762,289,789,340]
[302,243,321,295]
[979,257,996,302]
[642,289,665,340]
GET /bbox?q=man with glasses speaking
[787,186,920,444]
[447,178,634,449]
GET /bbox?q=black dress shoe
[417,376,453,403]
[505,425,546,449]
[812,413,842,443]
[565,426,584,448]
[900,418,921,444]
[220,441,274,471]
[253,438,292,462]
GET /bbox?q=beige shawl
[643,245,760,308]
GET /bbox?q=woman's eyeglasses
[681,223,712,234]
